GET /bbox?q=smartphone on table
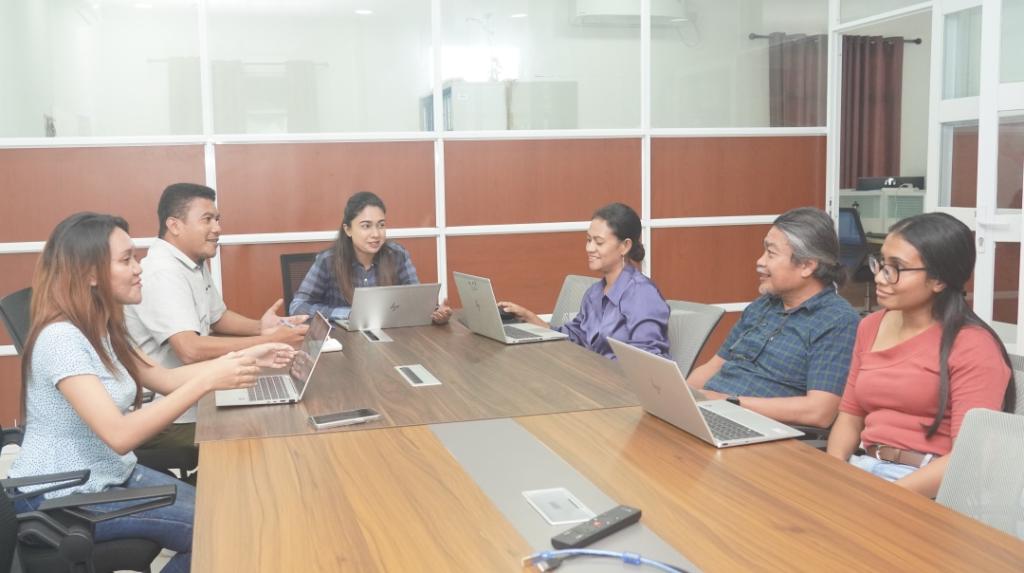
[309,408,381,430]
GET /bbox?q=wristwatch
[726,395,741,406]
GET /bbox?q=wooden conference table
[192,323,1024,572]
[194,319,637,442]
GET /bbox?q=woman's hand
[497,301,548,328]
[432,299,453,325]
[235,342,296,368]
[207,353,262,391]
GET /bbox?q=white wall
[845,11,931,180]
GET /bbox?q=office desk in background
[195,320,636,442]
[193,407,1024,572]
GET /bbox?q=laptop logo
[390,302,400,312]
[649,377,662,395]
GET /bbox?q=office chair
[2,470,173,573]
[0,289,31,354]
[665,300,725,377]
[0,288,196,485]
[280,252,319,313]
[936,409,1024,540]
[549,275,599,328]
[1010,353,1024,414]
[837,208,875,312]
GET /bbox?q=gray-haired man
[687,207,860,428]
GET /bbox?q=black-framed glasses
[868,255,927,284]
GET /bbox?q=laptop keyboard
[247,375,292,402]
[700,408,765,441]
[503,325,541,340]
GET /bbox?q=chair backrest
[666,300,725,377]
[0,288,31,354]
[549,275,599,328]
[0,488,15,573]
[838,207,867,247]
[280,253,319,313]
[936,409,1024,540]
[1010,353,1024,415]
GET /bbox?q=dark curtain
[840,35,904,189]
[769,33,827,127]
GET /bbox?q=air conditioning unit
[572,0,687,26]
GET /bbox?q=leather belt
[864,444,933,468]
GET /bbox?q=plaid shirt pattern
[706,287,860,397]
[288,242,419,317]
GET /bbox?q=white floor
[2,445,172,572]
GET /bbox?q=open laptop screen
[289,312,331,395]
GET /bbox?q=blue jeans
[849,453,928,482]
[15,464,194,573]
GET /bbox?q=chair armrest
[790,424,831,441]
[2,470,91,502]
[2,426,23,448]
[38,484,177,524]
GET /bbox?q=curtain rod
[748,33,922,44]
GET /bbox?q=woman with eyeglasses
[826,212,1014,497]
[497,202,670,359]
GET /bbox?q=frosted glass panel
[651,0,828,128]
[1003,0,1024,83]
[440,0,640,130]
[206,0,432,134]
[840,0,923,24]
[0,0,201,137]
[943,7,982,99]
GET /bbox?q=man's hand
[259,298,309,345]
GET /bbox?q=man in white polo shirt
[126,183,308,452]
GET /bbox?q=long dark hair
[889,213,1016,435]
[593,203,646,263]
[332,192,399,302]
[23,213,147,409]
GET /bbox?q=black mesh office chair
[1,289,196,485]
[838,208,875,312]
[2,470,173,573]
[280,252,319,313]
[0,289,31,354]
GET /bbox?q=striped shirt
[706,287,860,397]
[289,242,419,318]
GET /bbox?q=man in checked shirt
[687,208,860,429]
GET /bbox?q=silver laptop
[608,338,803,447]
[452,272,569,345]
[336,283,441,331]
[215,312,333,407]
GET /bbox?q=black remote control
[551,505,642,549]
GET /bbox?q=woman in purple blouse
[499,203,670,360]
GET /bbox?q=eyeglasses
[868,255,927,284]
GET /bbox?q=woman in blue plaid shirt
[289,192,452,324]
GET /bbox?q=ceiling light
[354,9,373,15]
[510,13,527,19]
